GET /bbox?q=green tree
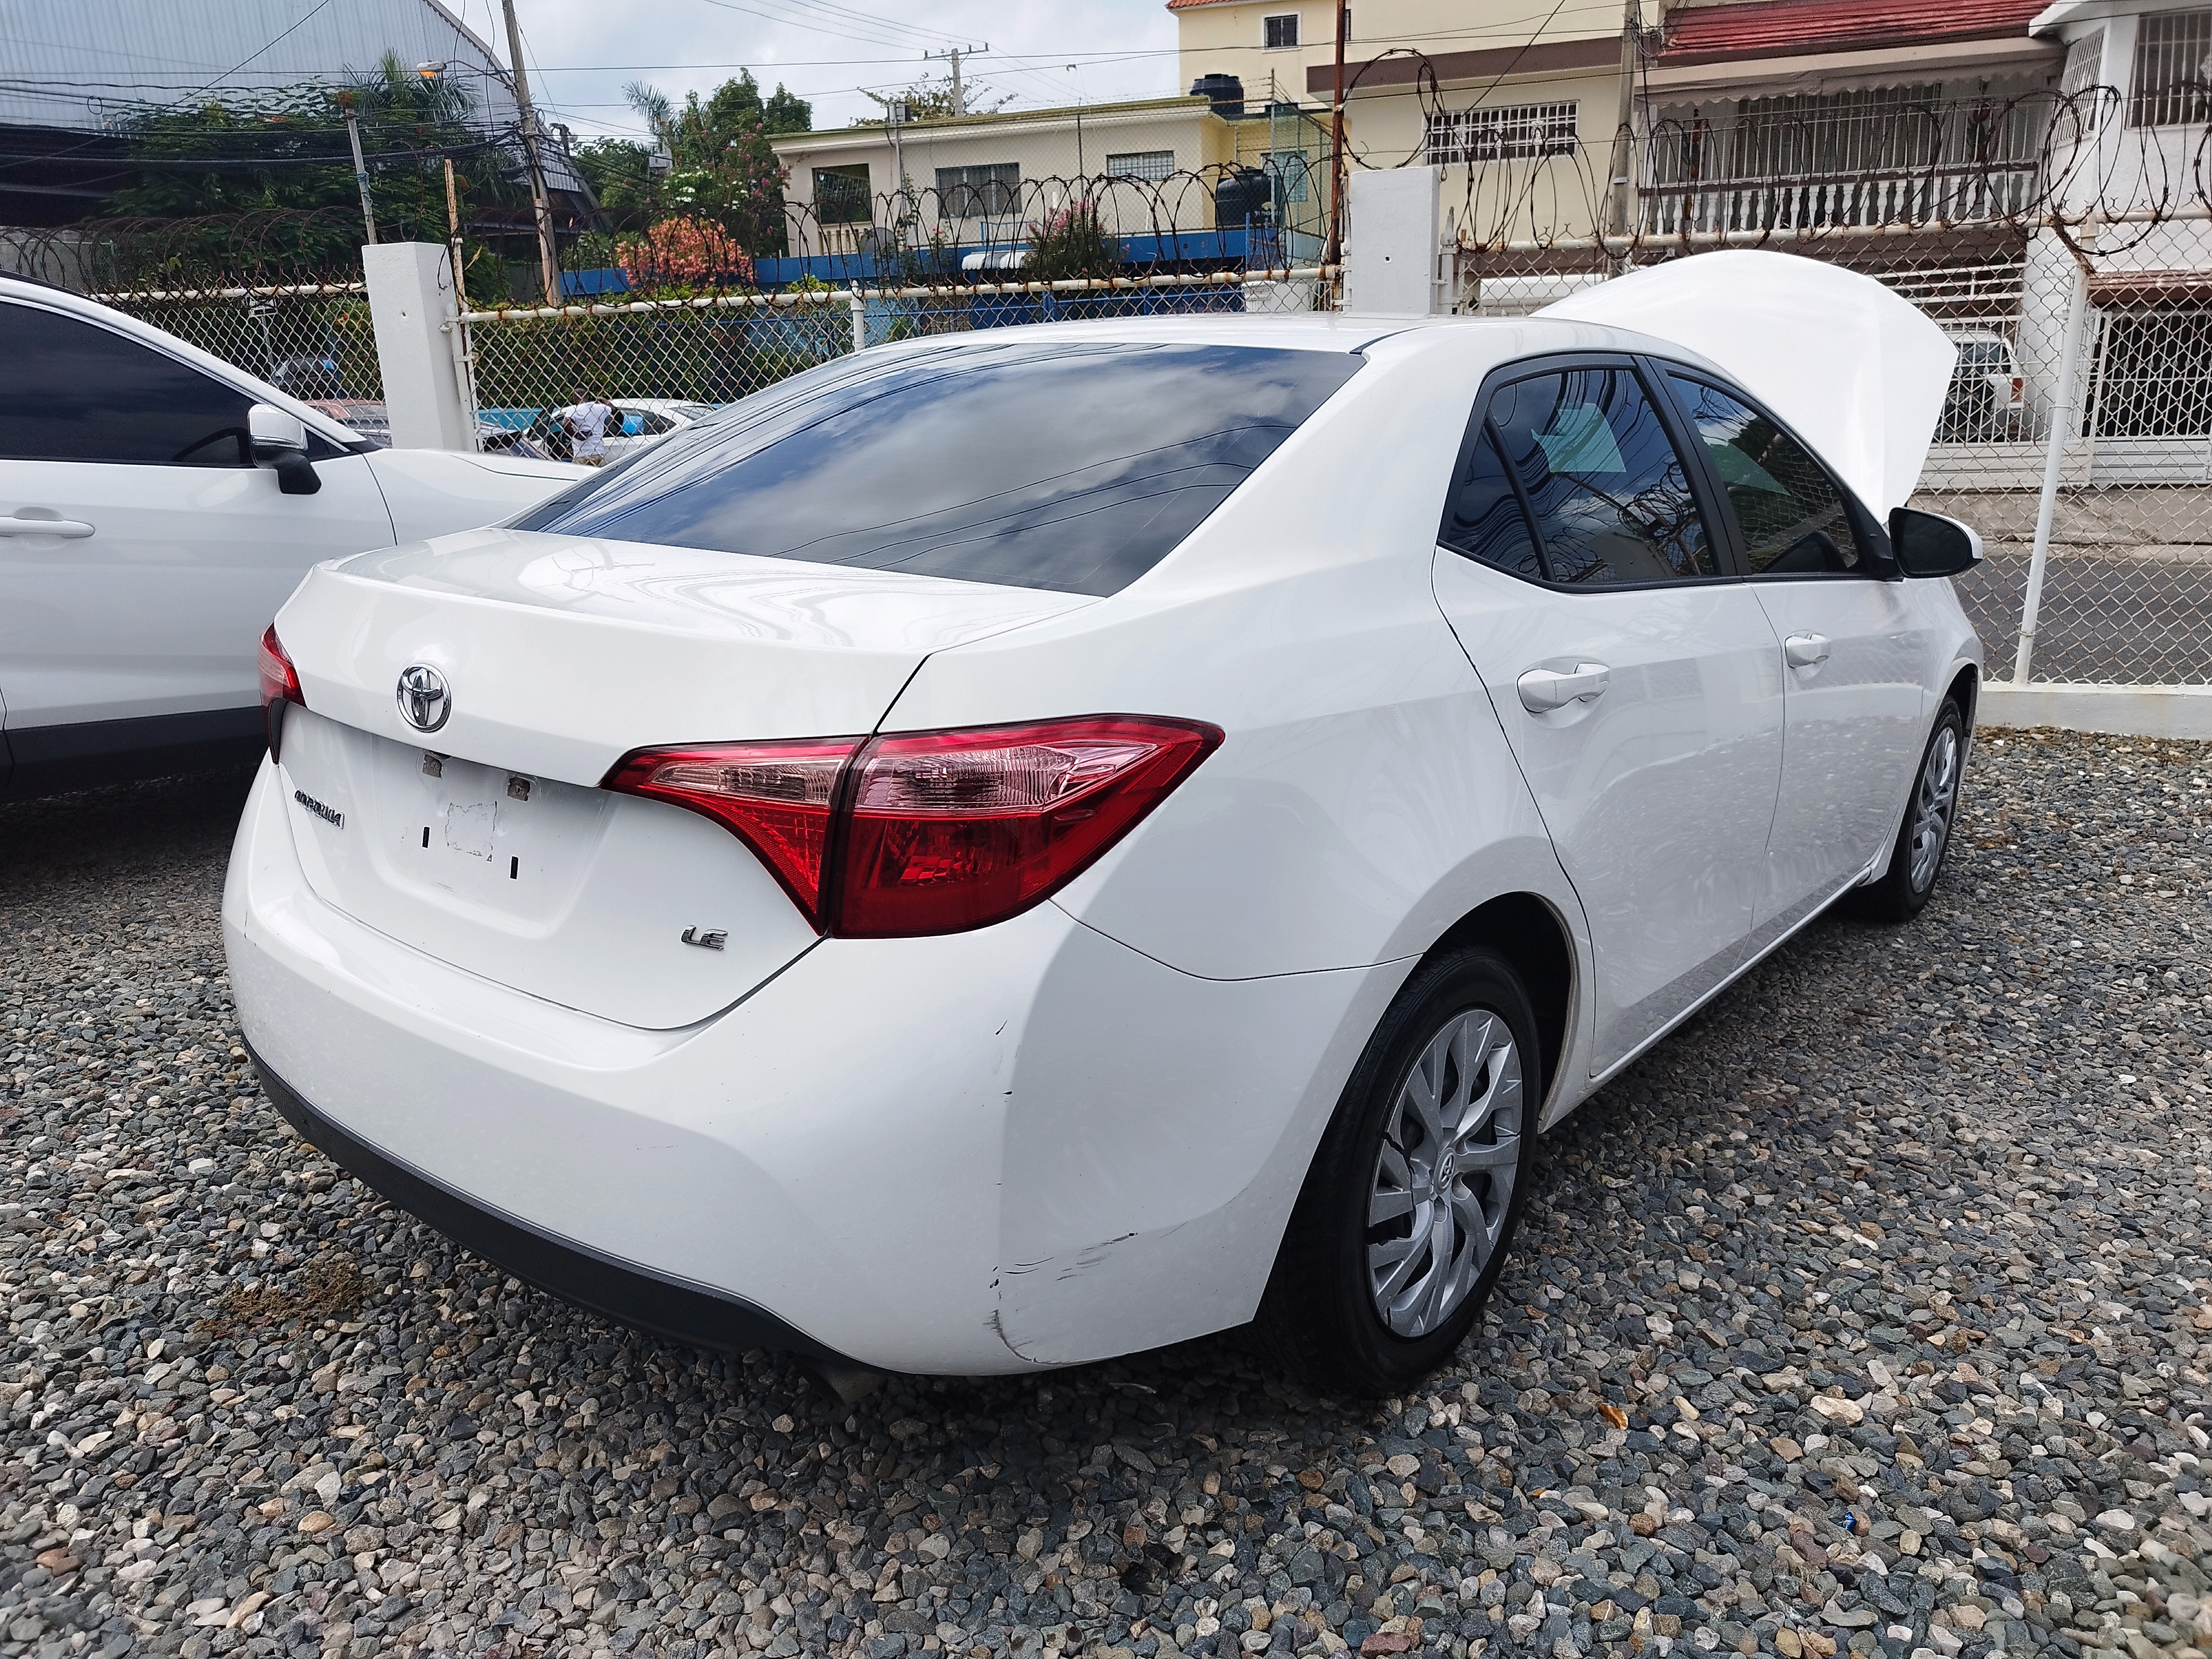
[104,54,522,279]
[858,71,1011,124]
[612,72,812,253]
[108,55,522,259]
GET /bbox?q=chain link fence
[456,269,1322,458]
[93,282,383,406]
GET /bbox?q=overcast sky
[442,0,1187,142]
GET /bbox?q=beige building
[1170,0,2061,244]
[769,97,1240,257]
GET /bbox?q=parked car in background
[231,254,1983,1395]
[0,276,581,799]
[497,398,717,463]
[306,399,529,457]
[1938,330,2026,442]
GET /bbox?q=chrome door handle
[0,513,94,538]
[1517,661,1610,712]
[1784,632,1831,669]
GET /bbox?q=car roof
[0,274,363,448]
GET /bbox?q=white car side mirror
[248,403,321,495]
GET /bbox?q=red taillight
[602,716,1222,938]
[259,625,304,709]
[836,717,1220,937]
[601,738,863,928]
[259,625,305,759]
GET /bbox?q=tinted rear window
[512,340,1362,595]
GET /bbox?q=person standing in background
[557,388,615,466]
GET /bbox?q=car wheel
[1258,947,1539,1396]
[1850,699,1967,924]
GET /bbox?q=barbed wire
[13,67,2212,298]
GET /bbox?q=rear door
[0,298,392,742]
[1430,357,1786,1076]
[1660,369,1932,946]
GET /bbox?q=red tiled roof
[1165,0,1243,9]
[1661,0,2049,64]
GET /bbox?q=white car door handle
[0,513,95,538]
[1784,633,1831,669]
[1517,662,1611,712]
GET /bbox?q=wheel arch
[1418,891,1575,1108]
[1945,661,1979,728]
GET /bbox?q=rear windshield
[510,340,1363,596]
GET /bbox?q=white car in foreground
[0,276,580,798]
[227,253,1981,1394]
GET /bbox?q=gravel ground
[2,730,2210,1659]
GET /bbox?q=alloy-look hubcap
[1365,1008,1524,1339]
[1908,725,1961,894]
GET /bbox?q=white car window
[1667,373,1865,578]
[0,301,258,467]
[1443,366,1717,586]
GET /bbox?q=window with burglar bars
[1265,13,1300,48]
[812,166,872,224]
[2130,10,2212,126]
[1105,150,1177,181]
[936,162,1021,217]
[1425,102,1578,165]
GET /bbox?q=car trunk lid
[269,528,1090,1027]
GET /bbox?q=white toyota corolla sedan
[226,253,1983,1394]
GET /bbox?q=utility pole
[500,0,562,304]
[925,44,987,116]
[1606,0,1642,242]
[336,97,376,244]
[443,156,467,306]
[1324,0,1348,266]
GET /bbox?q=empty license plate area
[274,709,820,1028]
[279,709,611,932]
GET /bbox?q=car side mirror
[248,403,321,495]
[1888,507,1979,577]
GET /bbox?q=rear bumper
[224,757,1392,1374]
[248,1040,851,1364]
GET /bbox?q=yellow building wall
[771,103,1230,245]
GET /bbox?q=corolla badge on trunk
[397,665,451,733]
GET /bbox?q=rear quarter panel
[878,330,1601,1360]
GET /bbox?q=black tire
[1850,699,1968,924]
[1257,946,1540,1396]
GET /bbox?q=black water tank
[1190,74,1245,117]
[1213,165,1272,226]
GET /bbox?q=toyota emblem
[397,664,451,733]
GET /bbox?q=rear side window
[515,341,1363,596]
[0,302,254,466]
[1667,373,1861,576]
[1446,367,1717,586]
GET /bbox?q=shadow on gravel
[0,765,255,884]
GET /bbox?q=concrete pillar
[363,242,474,451]
[1344,165,1442,316]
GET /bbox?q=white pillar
[1344,165,1442,316]
[2017,226,2081,437]
[363,242,474,451]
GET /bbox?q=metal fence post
[2015,254,2091,686]
[849,286,867,354]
